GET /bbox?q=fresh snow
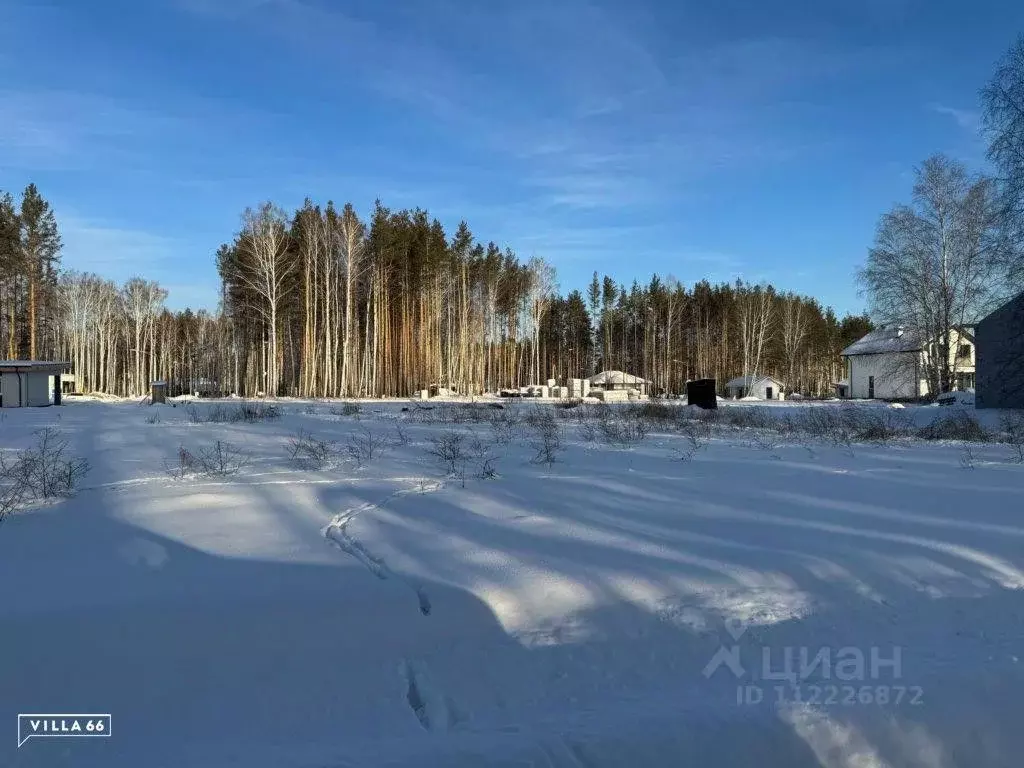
[2,398,1023,767]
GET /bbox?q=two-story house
[840,326,975,400]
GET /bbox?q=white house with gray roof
[840,326,975,400]
[724,374,785,400]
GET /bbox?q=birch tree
[737,283,775,391]
[780,293,809,393]
[860,155,1005,394]
[335,203,366,397]
[225,203,294,396]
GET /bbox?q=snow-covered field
[2,397,1023,767]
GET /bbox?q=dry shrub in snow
[0,428,91,520]
[199,440,251,475]
[427,431,470,481]
[673,418,711,461]
[345,426,387,467]
[916,411,991,442]
[164,446,199,479]
[165,441,251,478]
[849,410,913,443]
[391,422,410,447]
[553,398,583,410]
[960,444,977,470]
[330,403,361,418]
[799,408,856,451]
[627,401,674,423]
[0,477,22,523]
[718,407,773,431]
[598,413,648,445]
[415,403,496,425]
[748,428,782,458]
[186,402,281,424]
[999,412,1024,463]
[487,409,520,444]
[529,409,563,466]
[287,429,341,468]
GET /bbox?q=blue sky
[1,0,1019,315]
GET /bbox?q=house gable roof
[725,374,784,388]
[588,370,651,385]
[841,327,927,356]
[842,324,979,356]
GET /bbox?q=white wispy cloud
[929,103,982,134]
[172,0,867,217]
[60,215,180,273]
[59,214,220,309]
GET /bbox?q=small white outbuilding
[724,374,785,400]
[0,361,70,408]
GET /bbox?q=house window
[958,343,972,359]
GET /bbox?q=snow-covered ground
[2,398,1023,767]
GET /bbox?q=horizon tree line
[1,185,870,398]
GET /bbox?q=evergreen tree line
[0,184,62,361]
[213,198,872,398]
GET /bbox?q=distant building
[840,326,975,400]
[588,370,650,397]
[724,375,785,400]
[976,292,1024,409]
[0,361,70,408]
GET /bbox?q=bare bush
[673,418,711,461]
[1000,412,1024,463]
[145,411,161,424]
[427,431,470,479]
[959,444,976,470]
[164,445,199,479]
[627,401,674,423]
[391,422,410,447]
[197,440,251,476]
[529,409,563,466]
[579,420,599,442]
[598,413,648,445]
[186,402,281,424]
[0,429,91,518]
[749,429,782,458]
[331,403,361,418]
[917,412,991,442]
[553,398,583,410]
[468,436,500,481]
[0,476,24,523]
[165,441,250,478]
[799,408,855,452]
[487,409,520,444]
[718,407,773,431]
[850,410,913,443]
[346,426,387,467]
[287,429,341,469]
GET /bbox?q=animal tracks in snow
[401,660,464,732]
[323,477,444,617]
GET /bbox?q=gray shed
[976,291,1024,409]
[0,361,69,407]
